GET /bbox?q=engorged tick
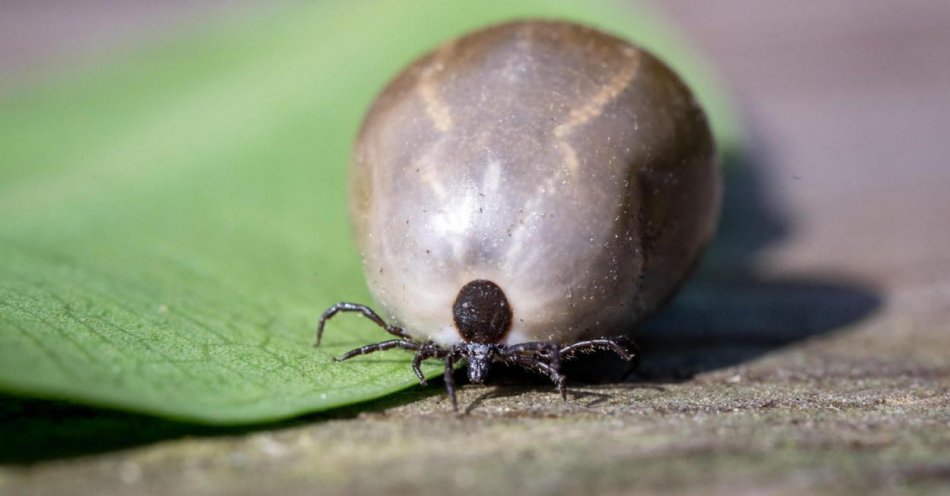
[315,20,721,411]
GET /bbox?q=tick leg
[511,356,567,400]
[335,339,421,361]
[535,361,567,401]
[507,341,561,373]
[560,337,637,361]
[444,353,458,412]
[411,346,442,386]
[315,302,411,346]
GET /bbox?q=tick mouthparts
[466,345,493,383]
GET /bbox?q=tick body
[317,20,720,410]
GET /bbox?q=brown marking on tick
[416,42,456,133]
[411,144,449,200]
[554,50,640,173]
[409,42,461,200]
[515,21,537,48]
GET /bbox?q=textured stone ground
[2,1,949,495]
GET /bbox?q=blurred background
[1,1,948,494]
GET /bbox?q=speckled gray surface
[2,1,950,495]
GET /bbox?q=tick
[316,20,720,411]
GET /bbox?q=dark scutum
[452,280,512,344]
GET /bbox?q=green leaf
[0,0,739,424]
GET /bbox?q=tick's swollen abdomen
[349,20,720,346]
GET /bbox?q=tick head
[464,343,494,383]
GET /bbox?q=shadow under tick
[608,145,880,383]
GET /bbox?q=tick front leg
[335,339,421,361]
[315,302,411,346]
[443,353,458,412]
[507,341,561,373]
[411,345,446,386]
[411,353,428,386]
